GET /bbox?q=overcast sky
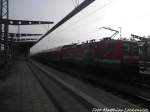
[11,0,150,54]
[9,0,83,34]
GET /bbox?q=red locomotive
[34,38,139,75]
[33,27,139,77]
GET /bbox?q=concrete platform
[0,59,57,112]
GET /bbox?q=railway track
[28,59,144,110]
[135,82,150,90]
[136,72,150,88]
[33,58,150,109]
[27,60,107,112]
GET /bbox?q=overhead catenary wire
[72,0,76,7]
[57,0,117,34]
[36,0,95,43]
[43,24,51,32]
[34,0,117,47]
[72,0,80,7]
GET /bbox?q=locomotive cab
[121,41,139,73]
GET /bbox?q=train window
[105,42,114,52]
[123,42,138,55]
[130,43,139,55]
[123,42,130,54]
[101,42,114,54]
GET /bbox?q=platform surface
[0,59,57,112]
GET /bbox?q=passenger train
[32,38,139,77]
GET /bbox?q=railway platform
[0,58,143,112]
[0,58,56,112]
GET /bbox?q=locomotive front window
[123,42,130,54]
[130,43,139,55]
[123,42,138,55]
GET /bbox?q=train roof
[38,39,138,54]
[41,46,64,53]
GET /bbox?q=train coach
[0,50,5,69]
[32,38,139,75]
